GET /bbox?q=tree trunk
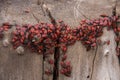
[0,0,120,80]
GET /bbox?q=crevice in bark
[53,46,60,80]
[45,9,59,80]
[44,4,60,80]
[90,43,98,80]
[31,12,40,23]
[42,48,46,80]
[113,0,120,63]
[37,0,40,5]
[41,2,46,16]
[37,0,46,16]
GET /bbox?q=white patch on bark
[2,31,11,47]
[74,0,84,20]
[2,25,16,47]
[16,46,24,55]
[96,28,120,80]
[3,39,9,47]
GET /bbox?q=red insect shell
[3,22,10,26]
[60,61,65,66]
[43,29,47,34]
[38,45,43,50]
[93,23,97,26]
[66,27,70,31]
[62,54,67,61]
[60,69,65,74]
[85,41,91,44]
[12,39,16,42]
[45,69,52,75]
[54,34,57,39]
[91,27,95,31]
[114,28,117,32]
[67,66,71,71]
[34,24,39,29]
[100,21,104,25]
[48,59,54,65]
[48,29,52,33]
[115,37,120,42]
[24,10,30,13]
[108,21,112,26]
[106,40,110,45]
[21,37,25,42]
[3,26,9,31]
[117,27,120,32]
[91,43,96,47]
[64,69,68,73]
[30,28,35,32]
[113,16,117,21]
[97,39,101,45]
[39,30,42,33]
[103,20,108,26]
[34,30,39,34]
[100,14,108,17]
[61,45,67,52]
[42,34,47,38]
[116,47,120,56]
[38,50,42,53]
[65,61,70,66]
[49,24,54,30]
[20,31,24,36]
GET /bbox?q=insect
[0,14,119,77]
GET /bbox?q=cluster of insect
[73,15,120,51]
[0,22,12,39]
[0,15,120,77]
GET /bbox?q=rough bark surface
[0,0,120,80]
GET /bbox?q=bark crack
[31,12,40,23]
[90,43,98,80]
[42,3,59,80]
[113,0,120,63]
[40,0,46,16]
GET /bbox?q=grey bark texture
[0,0,120,80]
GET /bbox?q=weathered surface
[91,28,120,80]
[0,0,119,80]
[59,0,120,80]
[0,0,43,80]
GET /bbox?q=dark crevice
[90,43,98,80]
[87,75,89,78]
[42,49,46,80]
[44,4,60,80]
[37,0,46,16]
[37,0,40,5]
[113,0,120,63]
[53,46,60,80]
[31,12,40,23]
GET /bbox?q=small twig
[112,0,117,16]
[40,1,46,16]
[27,6,40,23]
[80,11,89,19]
[31,12,40,23]
[76,6,90,20]
[43,4,57,25]
[37,0,40,5]
[90,43,98,80]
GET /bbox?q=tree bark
[0,0,119,80]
